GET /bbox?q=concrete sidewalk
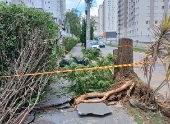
[133,52,170,97]
[28,43,137,124]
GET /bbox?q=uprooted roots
[74,80,135,104]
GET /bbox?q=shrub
[0,3,62,123]
[62,37,77,52]
[0,3,59,76]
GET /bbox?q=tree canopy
[64,9,81,38]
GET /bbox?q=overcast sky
[66,0,103,16]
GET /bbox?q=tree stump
[113,49,118,79]
[114,38,134,79]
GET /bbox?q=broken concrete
[77,102,112,116]
[37,94,71,108]
[24,112,35,124]
[36,80,72,108]
[32,106,137,124]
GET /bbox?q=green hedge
[62,37,78,52]
[0,3,60,76]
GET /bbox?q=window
[162,6,164,9]
[147,6,150,10]
[160,13,164,17]
[154,13,157,17]
[154,6,158,10]
[147,13,150,17]
[146,21,150,24]
[155,20,157,24]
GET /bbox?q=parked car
[98,41,105,48]
[90,41,100,50]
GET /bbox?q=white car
[90,41,100,50]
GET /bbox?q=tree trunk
[115,38,134,78]
[113,49,118,79]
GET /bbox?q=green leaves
[60,49,116,96]
[62,37,78,52]
[64,9,81,38]
[0,3,59,76]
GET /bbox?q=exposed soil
[74,72,170,122]
[110,74,170,121]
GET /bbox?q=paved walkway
[28,43,137,124]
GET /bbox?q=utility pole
[85,0,91,49]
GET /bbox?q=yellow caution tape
[0,61,151,78]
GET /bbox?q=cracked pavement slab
[36,80,72,108]
[32,105,137,124]
[77,102,112,116]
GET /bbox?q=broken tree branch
[75,80,133,104]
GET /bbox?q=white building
[42,0,66,23]
[98,0,117,38]
[118,0,170,42]
[0,0,66,24]
[60,0,66,21]
[117,0,128,39]
[103,0,117,32]
[98,5,103,36]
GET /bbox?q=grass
[124,102,169,124]
[106,43,118,48]
[106,43,147,53]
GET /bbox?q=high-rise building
[118,0,170,42]
[117,0,128,39]
[98,0,117,37]
[60,0,66,21]
[98,5,104,36]
[103,0,117,32]
[0,0,66,24]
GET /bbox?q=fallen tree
[75,80,134,104]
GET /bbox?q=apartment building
[103,0,117,32]
[98,0,117,38]
[43,0,66,23]
[117,0,128,39]
[98,5,104,36]
[60,0,66,21]
[118,0,170,42]
[0,0,66,24]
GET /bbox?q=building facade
[117,0,128,39]
[103,0,117,32]
[98,0,117,37]
[0,0,66,24]
[98,5,104,36]
[118,0,170,42]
